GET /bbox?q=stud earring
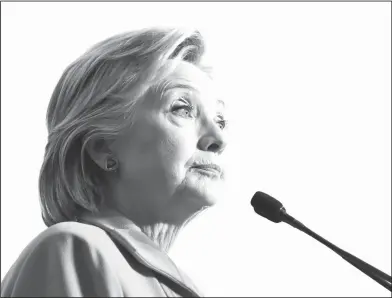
[105,157,118,171]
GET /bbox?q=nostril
[207,143,221,153]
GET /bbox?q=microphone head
[251,191,284,223]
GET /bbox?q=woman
[1,27,228,297]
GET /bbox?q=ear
[85,138,113,171]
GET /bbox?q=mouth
[190,163,222,178]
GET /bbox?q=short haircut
[39,27,207,227]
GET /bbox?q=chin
[184,172,225,207]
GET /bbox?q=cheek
[116,118,197,182]
[157,126,197,175]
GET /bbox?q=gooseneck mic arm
[280,207,391,291]
[251,191,392,292]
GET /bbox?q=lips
[191,163,222,176]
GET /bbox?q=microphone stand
[281,208,392,292]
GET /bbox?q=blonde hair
[39,27,206,227]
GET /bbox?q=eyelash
[216,118,228,130]
[171,97,227,130]
[171,101,195,118]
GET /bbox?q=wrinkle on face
[107,60,227,236]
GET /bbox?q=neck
[102,200,208,253]
[141,222,181,253]
[138,205,209,253]
[102,178,209,253]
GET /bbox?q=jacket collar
[78,209,202,297]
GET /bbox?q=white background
[1,2,391,297]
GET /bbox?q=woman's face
[109,61,228,224]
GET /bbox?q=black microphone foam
[251,191,284,223]
[250,190,392,292]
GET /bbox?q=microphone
[251,191,392,292]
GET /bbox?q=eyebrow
[217,99,225,109]
[157,80,225,108]
[159,81,198,94]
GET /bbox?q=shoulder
[38,221,113,246]
[28,221,123,266]
[1,221,124,296]
[11,220,121,269]
[26,221,116,255]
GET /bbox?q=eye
[216,115,228,130]
[171,97,195,118]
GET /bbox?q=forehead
[158,61,224,107]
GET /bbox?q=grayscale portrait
[1,2,391,297]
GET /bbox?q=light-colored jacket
[1,209,203,297]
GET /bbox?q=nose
[197,121,227,154]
